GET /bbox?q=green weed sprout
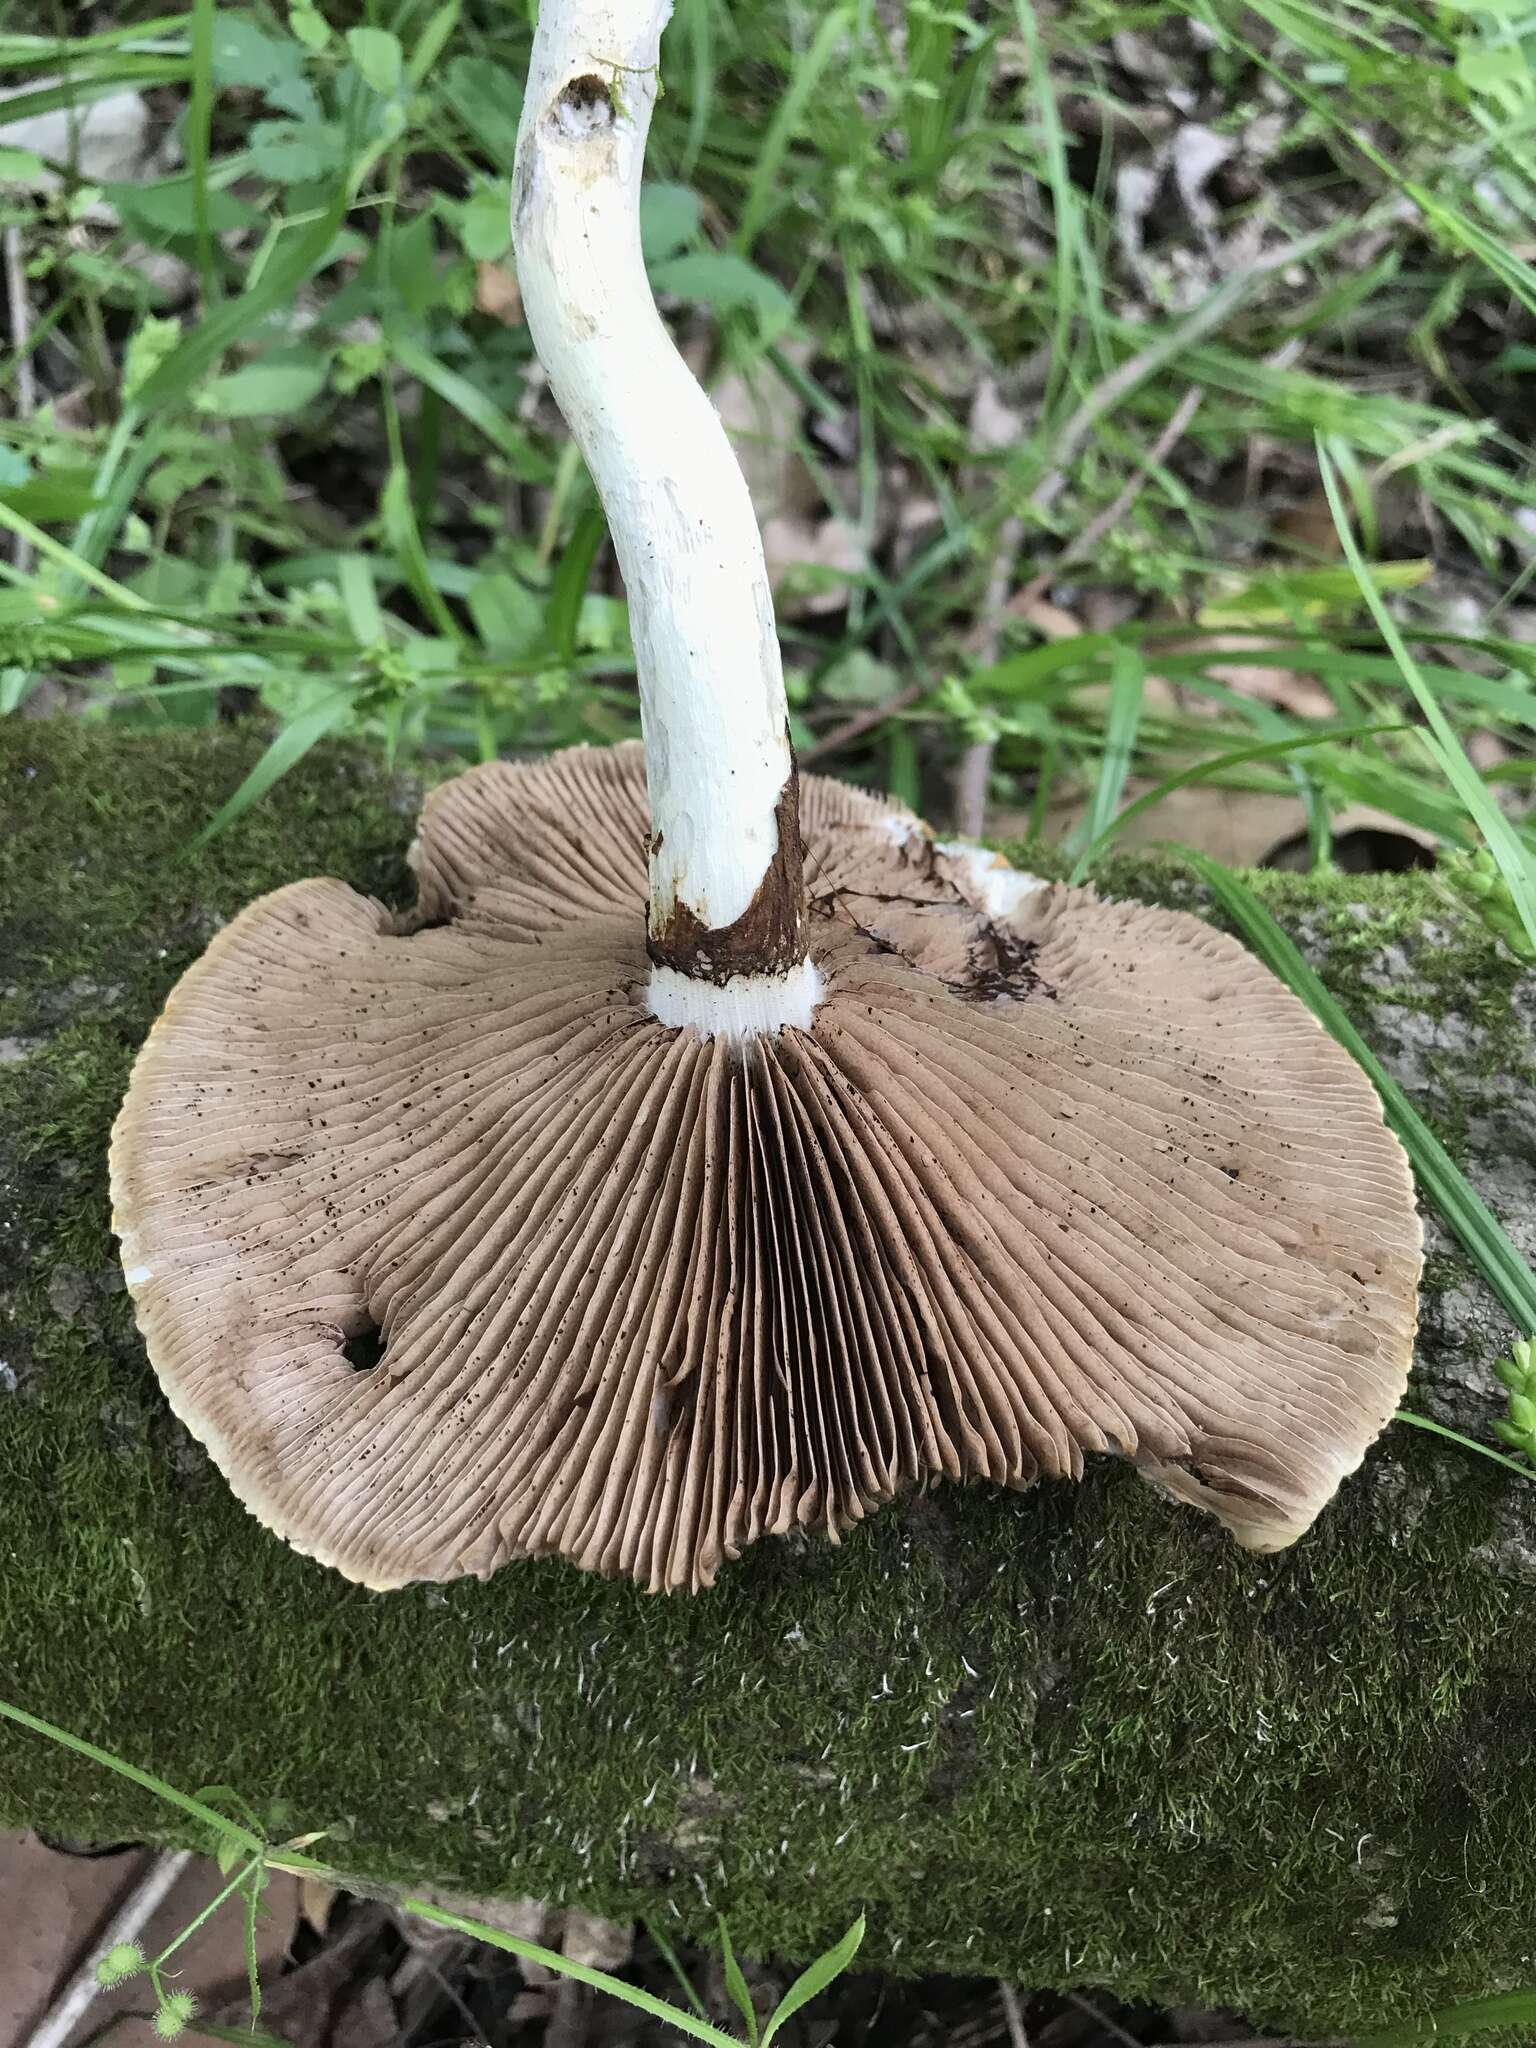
[1493,1339,1536,1467]
[152,1990,198,2039]
[97,1940,146,1987]
[0,1698,863,2048]
[1442,849,1536,965]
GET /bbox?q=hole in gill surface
[552,72,614,139]
[387,906,452,936]
[344,1318,386,1374]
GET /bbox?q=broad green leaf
[131,182,350,413]
[761,1916,865,2048]
[250,118,348,184]
[641,181,703,263]
[650,250,795,334]
[197,360,329,418]
[0,145,48,181]
[0,470,101,522]
[288,3,329,51]
[347,26,403,96]
[0,667,35,715]
[384,211,444,320]
[106,176,257,240]
[459,181,512,261]
[441,55,524,161]
[821,648,902,704]
[467,570,543,658]
[210,12,314,116]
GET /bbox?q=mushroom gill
[110,744,1422,1592]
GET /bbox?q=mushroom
[110,0,1422,1594]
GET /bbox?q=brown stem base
[647,771,808,984]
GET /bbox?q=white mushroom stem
[513,0,810,1014]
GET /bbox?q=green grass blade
[187,2025,293,2048]
[403,1899,740,2048]
[678,0,715,177]
[1011,0,1083,409]
[1178,849,1536,1334]
[0,67,192,125]
[1394,1410,1536,1484]
[1316,438,1536,953]
[761,1916,866,2048]
[734,7,851,258]
[192,692,355,845]
[717,1915,760,2048]
[131,186,350,415]
[0,504,152,610]
[643,1917,711,2023]
[337,555,385,646]
[0,17,191,56]
[1077,722,1408,873]
[0,1700,265,1856]
[187,0,218,306]
[1068,645,1145,880]
[548,505,608,663]
[390,337,549,481]
[1355,1987,1536,2045]
[380,464,460,642]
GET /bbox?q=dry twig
[23,1848,194,2048]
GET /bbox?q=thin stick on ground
[802,675,927,764]
[23,1847,193,2048]
[1067,1990,1151,2048]
[1013,382,1205,617]
[998,1978,1030,2048]
[953,510,1025,837]
[947,228,1331,836]
[1026,230,1328,517]
[955,382,1203,838]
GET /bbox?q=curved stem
[512,0,809,994]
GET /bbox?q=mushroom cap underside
[110,743,1422,1592]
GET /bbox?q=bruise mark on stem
[648,772,809,983]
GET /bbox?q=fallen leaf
[300,1873,337,1936]
[560,1907,634,1973]
[969,375,1024,454]
[475,260,523,327]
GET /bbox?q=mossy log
[2,721,1534,2034]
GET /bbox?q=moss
[2,723,1535,2034]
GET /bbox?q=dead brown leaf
[475,260,523,327]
